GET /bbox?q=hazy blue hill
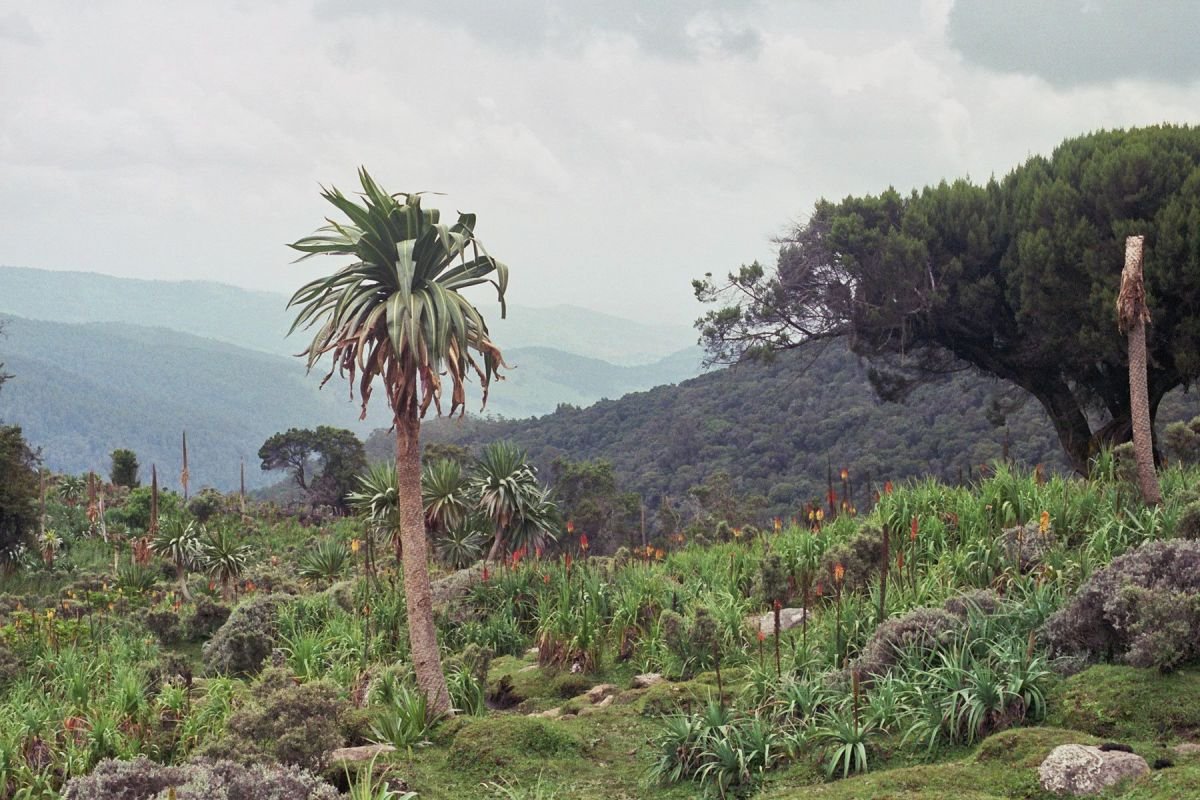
[0,314,379,490]
[0,265,300,357]
[492,346,705,418]
[0,266,698,365]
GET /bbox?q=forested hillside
[388,340,1200,515]
[0,314,379,489]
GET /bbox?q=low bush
[854,606,960,679]
[1045,539,1200,672]
[185,596,231,641]
[200,677,351,772]
[819,526,885,593]
[62,756,341,800]
[202,594,287,677]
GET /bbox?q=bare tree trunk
[486,529,505,563]
[396,412,452,715]
[1118,235,1162,505]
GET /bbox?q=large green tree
[289,169,509,715]
[258,426,366,512]
[696,125,1200,474]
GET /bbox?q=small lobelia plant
[299,538,352,585]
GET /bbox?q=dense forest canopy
[696,125,1200,474]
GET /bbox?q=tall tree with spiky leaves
[288,169,508,715]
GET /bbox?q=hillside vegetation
[397,340,1200,516]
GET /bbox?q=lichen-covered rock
[746,608,808,637]
[631,673,665,689]
[584,683,618,703]
[1001,520,1056,572]
[1037,743,1149,796]
[328,743,395,764]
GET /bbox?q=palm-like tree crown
[288,168,508,421]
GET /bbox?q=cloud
[0,11,40,45]
[947,0,1200,87]
[313,0,764,60]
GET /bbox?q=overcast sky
[2,1,1199,326]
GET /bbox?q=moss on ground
[1047,665,1200,742]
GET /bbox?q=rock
[1172,742,1200,757]
[1000,520,1056,572]
[747,608,808,637]
[1038,743,1149,796]
[534,707,562,719]
[329,744,396,764]
[631,673,665,689]
[585,684,619,704]
[578,696,613,717]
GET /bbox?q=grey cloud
[948,0,1200,87]
[0,12,41,45]
[313,0,763,59]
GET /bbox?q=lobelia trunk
[1118,235,1162,506]
[395,411,452,715]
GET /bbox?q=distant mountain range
[0,266,697,365]
[0,266,704,489]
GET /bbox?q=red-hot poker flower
[566,520,575,535]
[757,629,766,643]
[840,468,849,481]
[542,573,550,585]
[773,517,783,532]
[833,563,846,585]
[910,516,919,542]
[884,480,893,495]
[482,565,489,582]
[580,533,589,552]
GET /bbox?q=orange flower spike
[884,480,893,495]
[482,565,490,582]
[815,509,824,522]
[566,520,575,535]
[580,533,589,552]
[773,517,783,532]
[757,630,766,643]
[833,563,846,585]
[840,468,849,482]
[350,538,361,554]
[542,573,551,585]
[910,516,919,542]
[1039,511,1050,534]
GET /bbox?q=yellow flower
[1039,511,1050,534]
[351,538,361,554]
[46,609,55,620]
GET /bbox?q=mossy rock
[972,726,1100,767]
[637,680,723,717]
[446,716,581,775]
[550,672,593,699]
[1048,665,1200,742]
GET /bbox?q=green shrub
[202,594,286,677]
[1046,539,1200,672]
[819,526,885,593]
[62,756,341,799]
[1176,501,1200,540]
[184,597,231,641]
[854,606,960,679]
[201,679,350,772]
[138,608,184,645]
